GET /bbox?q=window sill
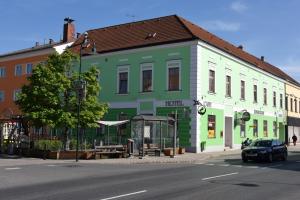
[240,98,245,101]
[208,91,216,95]
[253,101,258,104]
[116,92,129,95]
[166,89,182,92]
[225,95,232,99]
[139,91,153,94]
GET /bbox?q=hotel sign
[165,100,184,107]
[254,110,264,115]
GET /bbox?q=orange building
[0,18,76,143]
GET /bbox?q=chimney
[63,17,75,42]
[238,45,243,50]
[261,56,264,61]
[49,39,54,44]
[35,42,39,47]
[76,32,81,38]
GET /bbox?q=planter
[179,147,185,154]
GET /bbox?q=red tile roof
[70,15,298,85]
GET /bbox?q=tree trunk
[63,127,70,151]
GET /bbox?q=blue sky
[0,0,299,81]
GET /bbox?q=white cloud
[230,1,247,13]
[202,20,240,32]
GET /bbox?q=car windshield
[250,140,272,147]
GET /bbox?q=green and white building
[73,15,295,152]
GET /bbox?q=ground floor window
[253,119,258,137]
[240,120,246,138]
[273,121,277,137]
[263,120,268,137]
[208,115,216,138]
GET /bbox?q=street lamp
[75,32,90,162]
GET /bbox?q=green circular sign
[241,111,251,121]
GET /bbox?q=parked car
[241,139,287,162]
[241,138,252,150]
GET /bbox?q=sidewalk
[0,149,241,167]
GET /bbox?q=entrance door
[225,117,233,148]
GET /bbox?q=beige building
[285,81,300,143]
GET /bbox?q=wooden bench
[94,145,127,159]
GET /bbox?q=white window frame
[13,89,21,101]
[0,91,4,102]
[26,63,33,75]
[117,65,130,94]
[166,60,181,91]
[140,63,153,92]
[15,64,22,76]
[0,67,6,78]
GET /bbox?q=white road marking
[219,164,230,167]
[232,165,242,168]
[202,172,239,181]
[246,166,259,169]
[5,167,21,170]
[100,190,147,200]
[296,161,300,163]
[205,163,215,166]
[195,162,204,165]
[46,165,58,167]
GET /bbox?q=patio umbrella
[96,120,129,145]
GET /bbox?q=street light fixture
[75,32,90,162]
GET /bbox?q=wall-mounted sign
[241,111,251,121]
[165,100,184,107]
[254,110,264,115]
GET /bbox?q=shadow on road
[221,151,300,172]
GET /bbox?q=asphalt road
[0,150,300,200]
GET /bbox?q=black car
[241,139,287,162]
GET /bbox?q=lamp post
[75,32,89,162]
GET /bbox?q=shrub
[34,140,62,151]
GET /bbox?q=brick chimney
[63,17,75,42]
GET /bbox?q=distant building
[0,18,75,142]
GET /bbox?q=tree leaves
[16,50,107,130]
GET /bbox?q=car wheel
[267,153,273,163]
[282,152,288,161]
[242,155,248,162]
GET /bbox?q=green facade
[79,41,287,152]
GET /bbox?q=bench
[94,145,127,159]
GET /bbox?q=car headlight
[259,150,267,154]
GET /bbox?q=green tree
[16,50,108,150]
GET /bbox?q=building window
[141,63,153,92]
[273,121,277,137]
[253,119,258,137]
[15,64,22,76]
[280,94,283,108]
[118,113,128,136]
[285,96,288,110]
[167,60,181,91]
[117,66,129,94]
[26,63,33,75]
[263,120,268,137]
[225,75,231,97]
[263,88,267,105]
[0,91,4,102]
[253,85,257,103]
[273,91,276,107]
[209,70,215,93]
[208,115,216,138]
[13,89,21,101]
[0,67,6,78]
[240,120,246,138]
[240,80,245,100]
[290,98,293,112]
[295,99,298,113]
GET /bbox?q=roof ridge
[87,14,178,33]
